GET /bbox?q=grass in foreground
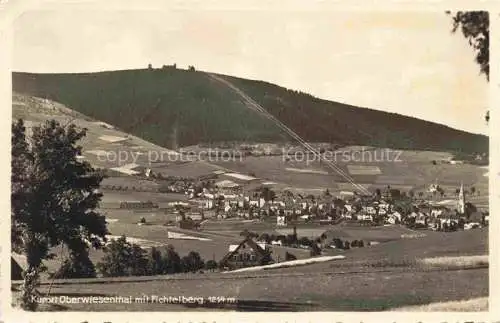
[417,255,488,268]
[391,297,488,312]
[11,267,488,311]
[365,255,489,270]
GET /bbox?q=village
[130,167,489,232]
[99,163,489,272]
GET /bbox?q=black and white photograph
[3,0,495,317]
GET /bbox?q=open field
[13,267,487,311]
[213,156,340,191]
[148,160,221,179]
[200,219,336,238]
[101,176,160,191]
[100,190,187,208]
[317,224,417,242]
[272,228,488,274]
[417,255,489,268]
[347,164,382,175]
[200,219,421,242]
[212,155,488,195]
[101,209,177,226]
[274,224,418,241]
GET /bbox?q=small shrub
[205,260,218,271]
[344,241,351,250]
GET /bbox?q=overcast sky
[12,5,488,135]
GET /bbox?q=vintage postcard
[0,0,498,322]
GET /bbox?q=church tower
[457,183,465,214]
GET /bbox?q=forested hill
[12,68,488,153]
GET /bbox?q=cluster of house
[158,179,200,194]
[406,205,485,231]
[348,184,488,231]
[144,165,486,233]
[341,200,400,224]
[169,179,488,232]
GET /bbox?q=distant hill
[12,68,488,153]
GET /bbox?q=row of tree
[240,229,366,253]
[239,228,323,255]
[330,238,365,250]
[52,236,218,279]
